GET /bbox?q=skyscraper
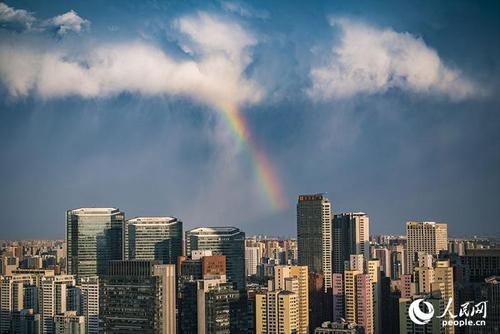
[65,208,125,278]
[125,216,182,264]
[100,260,176,333]
[332,212,370,273]
[297,194,332,289]
[185,227,246,290]
[406,221,448,273]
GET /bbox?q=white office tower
[54,311,85,334]
[245,246,261,276]
[79,277,99,334]
[406,222,448,272]
[41,275,75,334]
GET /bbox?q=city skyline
[1,1,499,240]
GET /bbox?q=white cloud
[45,10,89,35]
[0,2,35,29]
[0,12,262,107]
[220,1,269,19]
[309,18,478,101]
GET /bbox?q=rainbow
[218,102,286,210]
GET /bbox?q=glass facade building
[65,208,125,278]
[297,194,332,289]
[100,260,176,333]
[125,216,182,264]
[185,227,246,290]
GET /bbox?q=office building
[297,194,332,291]
[66,208,125,278]
[460,249,500,282]
[332,212,370,274]
[185,227,246,290]
[125,216,182,264]
[179,276,246,334]
[100,260,176,333]
[483,276,500,334]
[406,222,448,273]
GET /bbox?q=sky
[0,0,499,239]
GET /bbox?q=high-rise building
[54,311,85,334]
[332,212,370,273]
[185,227,246,290]
[17,308,41,334]
[100,260,176,333]
[297,194,332,289]
[0,274,34,333]
[332,273,344,322]
[255,290,299,334]
[390,244,406,279]
[197,278,247,333]
[406,222,448,273]
[367,260,381,334]
[245,246,261,276]
[373,247,391,278]
[356,274,374,334]
[413,259,454,334]
[274,266,309,334]
[343,270,362,325]
[125,216,182,264]
[483,276,500,334]
[66,208,125,278]
[40,275,76,334]
[460,249,500,282]
[78,276,99,334]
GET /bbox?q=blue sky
[0,0,499,239]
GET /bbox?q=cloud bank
[0,2,35,29]
[45,9,90,35]
[0,1,89,35]
[309,18,478,100]
[0,12,262,107]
